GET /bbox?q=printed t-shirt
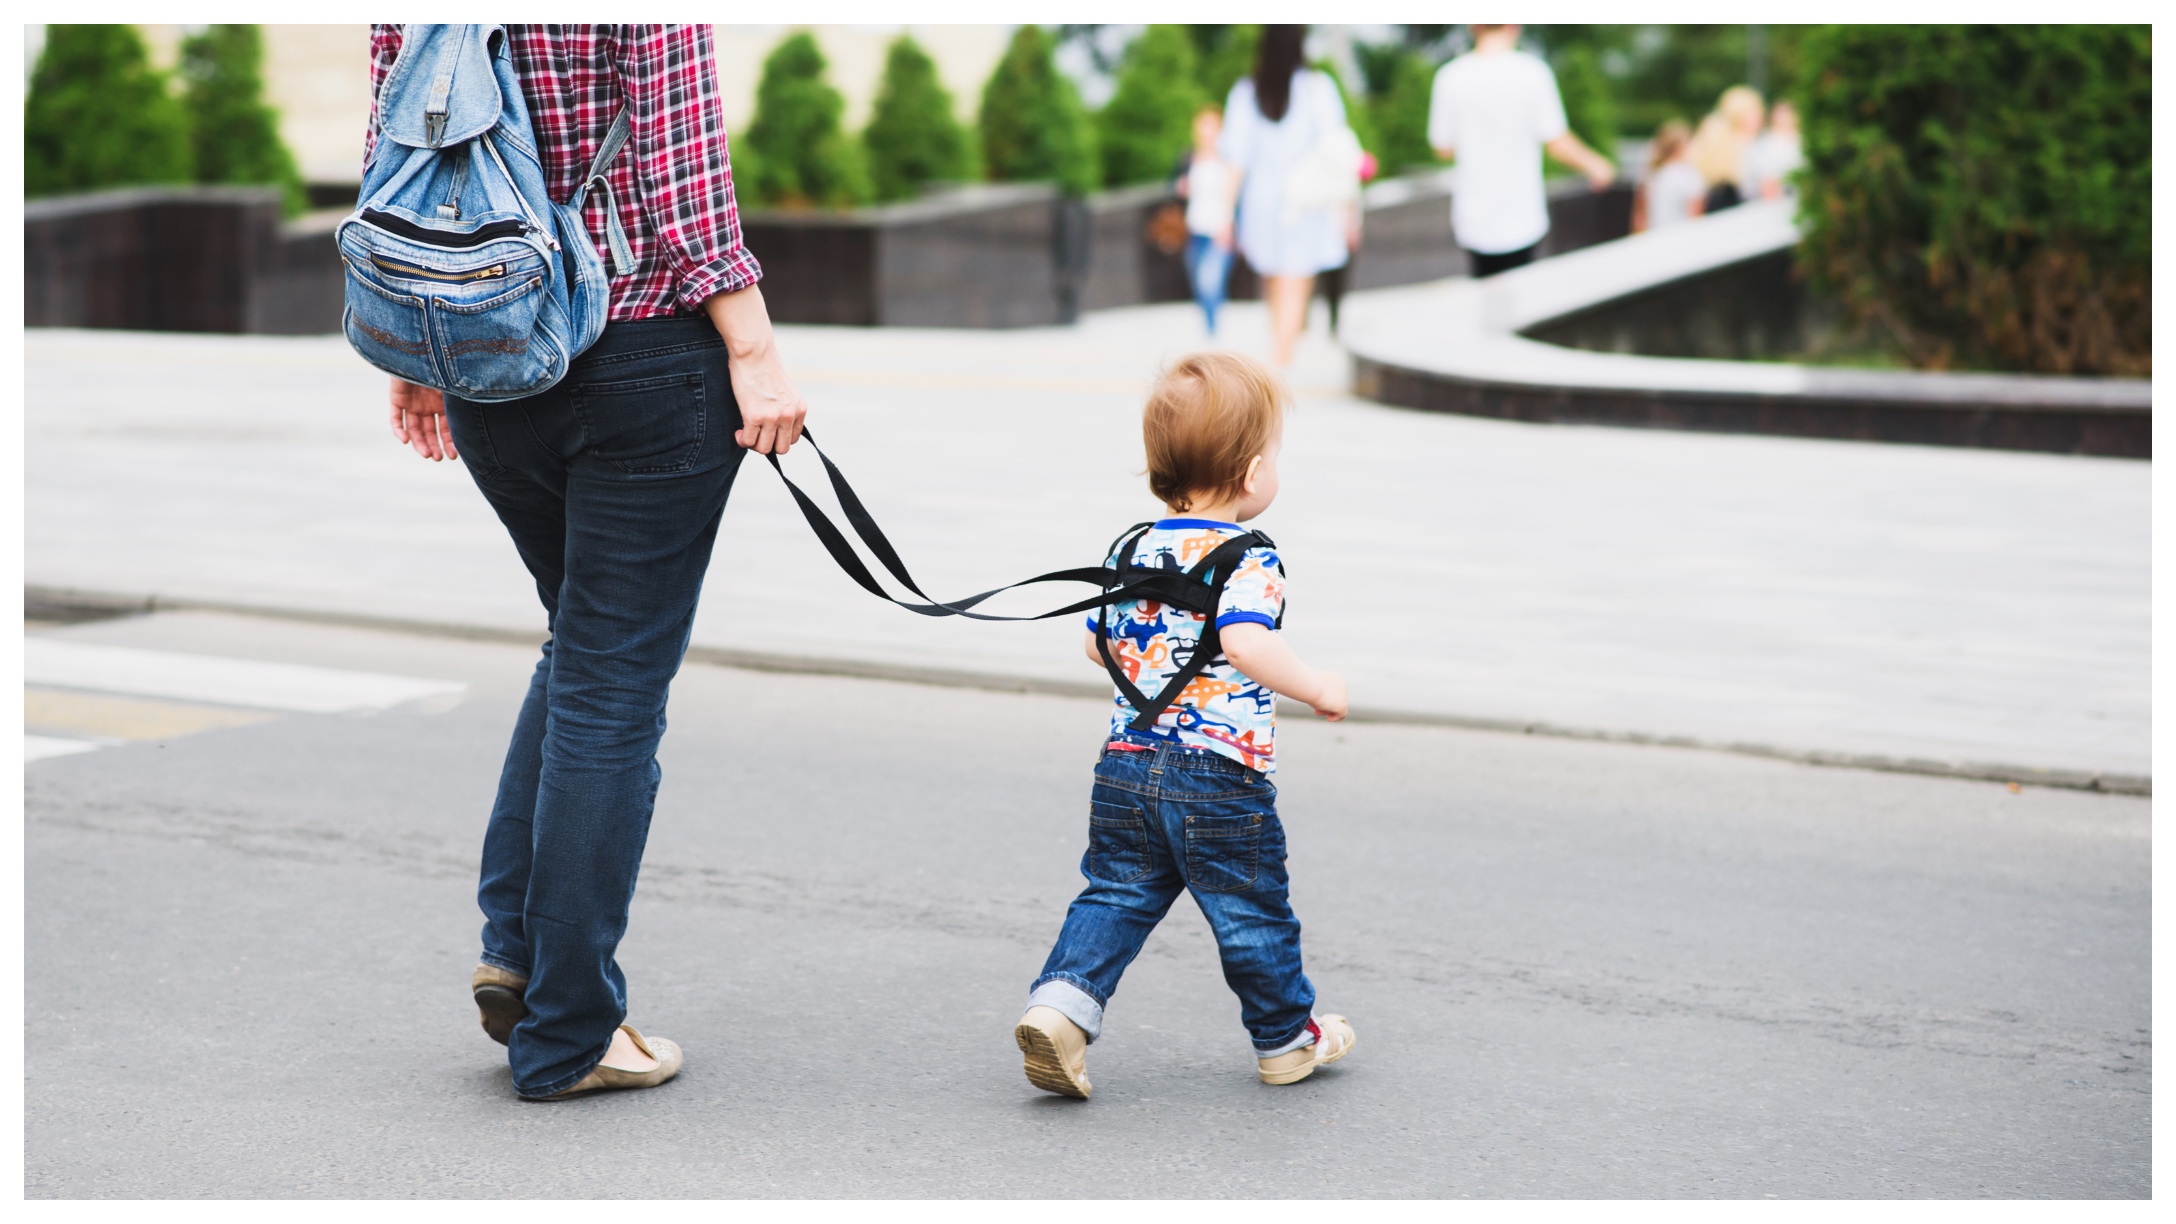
[1087,519,1285,774]
[1426,50,1569,255]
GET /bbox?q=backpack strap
[569,109,635,276]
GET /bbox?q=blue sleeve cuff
[1215,611,1277,631]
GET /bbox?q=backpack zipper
[369,255,510,283]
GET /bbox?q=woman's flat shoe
[534,1025,684,1101]
[471,962,529,1046]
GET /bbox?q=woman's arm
[703,285,807,455]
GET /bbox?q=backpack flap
[376,25,505,150]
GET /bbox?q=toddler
[1015,352,1355,1099]
[1178,107,1237,335]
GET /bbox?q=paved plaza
[21,299,2152,1196]
[24,302,2150,784]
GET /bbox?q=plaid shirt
[367,24,762,321]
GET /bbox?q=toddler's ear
[1242,454,1264,494]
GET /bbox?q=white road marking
[23,640,465,714]
[25,734,101,762]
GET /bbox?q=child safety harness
[765,433,1284,731]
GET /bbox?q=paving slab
[24,303,2149,781]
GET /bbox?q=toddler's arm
[1218,624,1347,721]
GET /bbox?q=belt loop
[1148,741,1166,778]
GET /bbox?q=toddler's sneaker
[1015,1005,1093,1099]
[1257,1014,1356,1085]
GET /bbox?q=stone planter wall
[26,187,337,334]
[26,177,1633,335]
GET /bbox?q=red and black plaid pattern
[368,24,762,321]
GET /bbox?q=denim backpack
[340,24,633,402]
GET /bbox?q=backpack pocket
[433,270,559,399]
[342,264,439,387]
[339,223,559,400]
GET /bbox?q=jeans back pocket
[1086,800,1152,884]
[1185,812,1264,892]
[569,372,708,474]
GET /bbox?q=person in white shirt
[1427,23,1615,277]
[1633,119,1704,232]
[1179,105,1238,335]
[1744,98,1804,201]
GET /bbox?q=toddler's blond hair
[1143,353,1288,512]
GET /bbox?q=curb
[23,583,2149,799]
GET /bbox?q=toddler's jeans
[1028,731,1318,1057]
[1186,233,1232,335]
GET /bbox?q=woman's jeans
[1028,732,1317,1056]
[444,316,745,1098]
[1187,234,1233,334]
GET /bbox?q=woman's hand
[703,284,808,455]
[388,378,457,462]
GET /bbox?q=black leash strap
[764,430,1196,623]
[764,429,1280,727]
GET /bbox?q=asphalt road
[25,611,2150,1197]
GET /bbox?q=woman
[370,24,809,1102]
[1218,25,1355,367]
[1689,110,1746,215]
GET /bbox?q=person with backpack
[359,25,808,1102]
[1013,351,1356,1099]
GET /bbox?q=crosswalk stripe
[25,734,101,762]
[23,640,465,714]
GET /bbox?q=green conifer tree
[977,25,1098,195]
[1095,25,1202,188]
[25,24,193,197]
[742,31,872,209]
[1546,44,1617,177]
[181,25,305,215]
[1367,51,1438,177]
[863,35,972,203]
[1192,25,1261,110]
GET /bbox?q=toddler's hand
[1310,671,1348,722]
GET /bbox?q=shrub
[181,25,304,215]
[863,35,972,203]
[1366,50,1437,177]
[741,31,871,209]
[1192,25,1260,111]
[1096,25,1202,187]
[1545,43,1617,176]
[978,25,1097,195]
[25,24,192,197]
[1795,24,2150,375]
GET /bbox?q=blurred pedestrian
[1428,22,1615,279]
[1694,85,1765,214]
[1689,111,1746,214]
[1219,25,1356,366]
[1178,104,1237,335]
[369,23,809,1103]
[1632,119,1703,232]
[1745,98,1803,200]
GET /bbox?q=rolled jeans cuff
[1025,977,1104,1044]
[1255,1018,1318,1058]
